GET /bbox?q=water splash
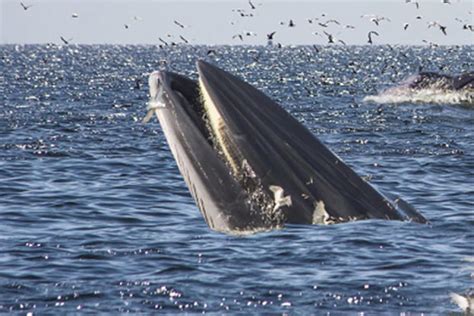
[364,88,473,105]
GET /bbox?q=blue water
[0,44,472,314]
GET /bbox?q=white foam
[364,88,473,105]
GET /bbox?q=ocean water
[0,44,472,314]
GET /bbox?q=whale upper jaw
[146,60,427,234]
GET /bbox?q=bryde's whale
[391,71,474,91]
[365,71,473,105]
[144,60,427,233]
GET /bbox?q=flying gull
[179,35,189,44]
[367,31,379,44]
[323,31,334,44]
[248,0,256,10]
[20,2,32,10]
[174,20,185,28]
[428,21,447,35]
[60,36,72,45]
[267,31,276,40]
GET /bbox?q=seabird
[289,19,295,27]
[234,9,253,17]
[367,31,379,44]
[134,78,141,90]
[361,14,391,26]
[269,186,292,213]
[174,20,185,28]
[248,0,256,10]
[250,50,261,63]
[323,31,334,44]
[266,31,276,40]
[404,23,409,30]
[20,2,32,10]
[422,39,439,47]
[319,19,340,28]
[72,13,79,18]
[232,34,244,41]
[179,35,189,44]
[450,292,473,314]
[304,86,314,96]
[371,18,380,26]
[124,24,129,29]
[428,21,447,35]
[439,25,447,35]
[326,19,341,25]
[158,37,168,46]
[405,0,420,8]
[60,36,72,45]
[372,17,390,25]
[463,24,474,31]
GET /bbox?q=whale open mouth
[145,60,427,233]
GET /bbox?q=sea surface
[0,44,472,314]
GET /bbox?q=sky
[1,0,473,45]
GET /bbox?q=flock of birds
[18,0,473,47]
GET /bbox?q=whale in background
[392,71,474,91]
[365,71,473,105]
[144,60,427,234]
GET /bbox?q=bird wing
[450,293,468,311]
